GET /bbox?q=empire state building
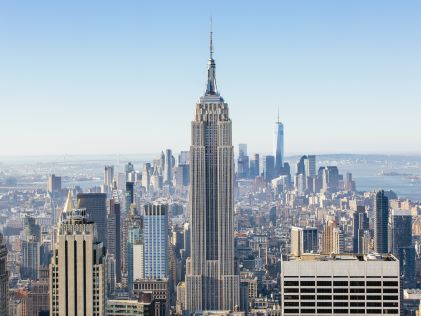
[185,31,240,313]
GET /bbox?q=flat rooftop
[287,253,398,262]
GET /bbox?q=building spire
[277,106,280,123]
[205,17,218,96]
[210,17,213,60]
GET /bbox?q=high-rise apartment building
[249,154,260,178]
[273,113,284,177]
[353,206,369,254]
[185,31,239,312]
[104,165,114,194]
[0,233,8,315]
[164,149,174,186]
[21,239,40,280]
[77,192,107,248]
[281,254,400,315]
[237,144,249,179]
[374,190,389,254]
[263,155,275,182]
[128,226,143,294]
[290,227,318,256]
[143,203,168,279]
[321,220,344,254]
[47,174,62,197]
[49,203,106,316]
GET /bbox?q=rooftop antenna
[210,16,213,60]
[277,106,280,123]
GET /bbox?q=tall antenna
[210,16,213,59]
[277,106,280,123]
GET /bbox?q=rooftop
[288,253,398,262]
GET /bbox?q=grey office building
[77,193,107,248]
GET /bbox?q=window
[301,302,315,307]
[367,281,381,286]
[284,302,299,307]
[317,281,332,286]
[284,288,299,293]
[334,281,348,286]
[284,309,299,314]
[318,288,332,293]
[334,288,348,293]
[334,302,348,307]
[284,281,298,286]
[300,295,315,300]
[301,288,315,293]
[300,281,315,286]
[334,309,348,314]
[317,295,332,300]
[367,310,382,314]
[334,295,348,300]
[317,309,332,313]
[301,309,315,314]
[350,281,365,286]
[383,281,398,286]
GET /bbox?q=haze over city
[1,0,420,156]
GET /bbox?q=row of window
[284,294,399,300]
[284,309,399,314]
[284,287,398,293]
[284,301,399,307]
[284,280,398,287]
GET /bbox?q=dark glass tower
[353,206,369,253]
[77,193,107,247]
[374,190,389,253]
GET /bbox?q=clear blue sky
[0,1,420,156]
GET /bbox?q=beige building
[185,31,239,313]
[106,297,153,316]
[49,193,106,316]
[321,220,343,254]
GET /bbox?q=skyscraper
[49,201,106,316]
[374,190,389,254]
[237,144,249,179]
[107,197,121,283]
[47,174,62,198]
[262,155,275,182]
[0,234,8,315]
[143,203,168,279]
[185,30,239,312]
[164,149,174,186]
[353,206,369,254]
[290,226,318,256]
[273,111,284,177]
[389,209,415,288]
[77,193,108,248]
[321,220,344,254]
[249,153,260,178]
[104,165,114,194]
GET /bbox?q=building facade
[77,192,108,248]
[49,205,106,316]
[0,233,8,315]
[281,254,400,315]
[185,31,240,313]
[374,190,389,254]
[143,203,168,279]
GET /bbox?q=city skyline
[1,1,420,156]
